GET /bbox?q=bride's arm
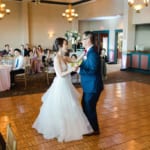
[54,56,75,77]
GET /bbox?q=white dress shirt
[86,45,93,53]
[13,55,24,70]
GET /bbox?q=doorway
[115,29,123,64]
[93,30,109,56]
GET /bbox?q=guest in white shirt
[10,49,24,85]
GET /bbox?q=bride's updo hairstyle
[54,37,68,51]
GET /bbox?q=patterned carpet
[0,70,150,98]
[0,72,48,98]
[105,70,150,85]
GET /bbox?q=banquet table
[0,64,12,92]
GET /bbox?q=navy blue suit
[79,46,104,132]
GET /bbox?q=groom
[79,31,104,135]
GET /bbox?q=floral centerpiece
[65,31,81,44]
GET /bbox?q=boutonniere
[83,55,87,60]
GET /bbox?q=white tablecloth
[0,65,12,92]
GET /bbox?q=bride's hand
[72,66,79,72]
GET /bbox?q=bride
[32,37,93,142]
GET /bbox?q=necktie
[84,49,87,55]
[16,58,19,68]
[83,49,87,60]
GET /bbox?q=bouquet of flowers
[65,31,81,44]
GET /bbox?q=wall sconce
[48,31,54,38]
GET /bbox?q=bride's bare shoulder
[54,54,60,63]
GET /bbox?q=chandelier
[128,0,149,13]
[0,0,11,19]
[62,4,78,23]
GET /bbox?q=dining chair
[6,123,17,150]
[15,57,31,89]
[15,67,27,89]
[15,64,32,89]
[45,66,55,85]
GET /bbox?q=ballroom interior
[0,0,150,150]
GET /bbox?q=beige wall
[124,0,150,51]
[0,1,22,49]
[132,6,150,24]
[0,1,73,50]
[0,0,125,50]
[1,0,150,51]
[135,25,150,50]
[29,3,73,49]
[76,0,124,20]
[79,18,123,33]
[77,0,150,52]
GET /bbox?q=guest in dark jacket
[1,44,10,56]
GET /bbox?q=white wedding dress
[32,57,93,142]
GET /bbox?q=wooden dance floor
[0,81,150,150]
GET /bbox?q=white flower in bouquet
[65,31,81,43]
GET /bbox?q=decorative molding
[30,0,94,5]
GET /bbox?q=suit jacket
[79,46,104,93]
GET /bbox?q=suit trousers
[82,91,102,132]
[10,69,24,83]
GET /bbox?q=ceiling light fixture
[62,3,78,23]
[128,0,149,13]
[0,0,11,19]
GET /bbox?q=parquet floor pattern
[0,81,150,150]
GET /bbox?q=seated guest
[20,44,28,57]
[43,49,54,67]
[8,48,15,57]
[70,54,78,75]
[1,44,10,56]
[30,46,42,73]
[10,49,24,85]
[24,43,31,57]
[69,53,80,83]
[100,48,108,80]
